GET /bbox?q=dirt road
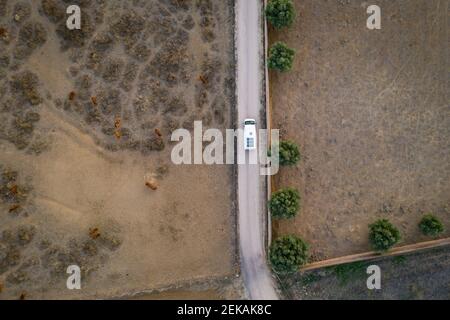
[236,0,278,300]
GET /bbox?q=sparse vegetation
[10,71,43,105]
[299,272,321,286]
[393,255,407,266]
[279,140,301,166]
[269,188,300,219]
[419,214,444,237]
[270,235,309,273]
[369,219,401,252]
[0,0,236,299]
[329,261,368,285]
[265,0,295,29]
[89,227,100,239]
[268,42,295,72]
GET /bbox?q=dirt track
[236,0,278,300]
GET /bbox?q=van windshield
[245,120,256,125]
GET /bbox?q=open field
[0,0,237,299]
[270,0,449,260]
[280,245,450,300]
[123,277,246,300]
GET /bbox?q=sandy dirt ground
[0,0,238,299]
[123,277,246,300]
[280,246,450,300]
[270,0,450,260]
[130,290,223,300]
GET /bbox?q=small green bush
[269,188,300,219]
[330,261,368,286]
[392,255,407,266]
[279,140,301,166]
[270,235,308,273]
[419,214,444,237]
[265,0,295,29]
[268,42,295,72]
[369,219,401,252]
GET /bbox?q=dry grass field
[0,0,237,299]
[270,0,449,260]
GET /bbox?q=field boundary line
[301,237,450,271]
[263,0,273,252]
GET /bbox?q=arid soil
[270,0,449,260]
[280,246,450,300]
[123,277,246,300]
[0,0,237,299]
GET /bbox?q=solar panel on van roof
[247,138,254,148]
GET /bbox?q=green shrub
[300,272,321,286]
[268,42,295,72]
[369,219,401,252]
[392,255,407,266]
[270,235,308,273]
[330,261,368,286]
[279,140,300,166]
[265,0,295,29]
[419,214,444,237]
[269,188,300,219]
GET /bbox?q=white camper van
[243,119,257,151]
